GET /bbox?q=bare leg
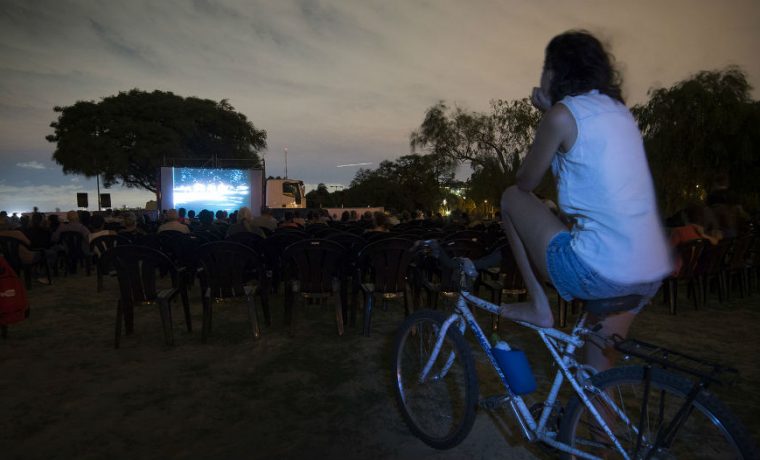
[584,310,637,373]
[499,186,567,327]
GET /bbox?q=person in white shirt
[158,209,190,234]
[499,30,672,373]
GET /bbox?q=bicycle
[393,230,757,459]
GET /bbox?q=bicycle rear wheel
[559,366,757,459]
[393,310,479,449]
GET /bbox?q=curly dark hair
[544,30,624,104]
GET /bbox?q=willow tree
[47,89,267,196]
[633,67,759,213]
[410,99,542,206]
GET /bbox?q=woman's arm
[515,104,575,192]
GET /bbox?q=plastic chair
[261,231,306,294]
[357,238,415,336]
[693,238,732,306]
[56,231,91,276]
[158,231,202,286]
[663,239,705,314]
[421,239,487,310]
[282,239,346,336]
[226,232,265,251]
[90,234,131,292]
[0,236,48,289]
[722,235,754,299]
[479,237,528,329]
[325,232,368,326]
[196,241,269,342]
[103,245,191,348]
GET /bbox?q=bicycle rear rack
[613,336,738,386]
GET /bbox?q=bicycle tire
[393,310,479,449]
[558,365,758,459]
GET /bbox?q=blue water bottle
[492,341,537,395]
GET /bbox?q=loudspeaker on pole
[76,193,88,208]
[100,193,111,208]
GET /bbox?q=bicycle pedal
[479,395,511,410]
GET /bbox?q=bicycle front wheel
[559,366,757,459]
[393,310,479,449]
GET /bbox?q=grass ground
[1,270,759,459]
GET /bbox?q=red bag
[0,256,29,325]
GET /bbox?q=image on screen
[172,167,251,213]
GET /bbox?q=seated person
[23,212,52,250]
[51,210,91,254]
[89,214,117,242]
[227,207,265,237]
[157,209,190,234]
[279,211,301,229]
[118,212,146,241]
[0,215,45,282]
[250,207,278,232]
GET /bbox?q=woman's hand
[531,87,552,113]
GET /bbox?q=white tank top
[553,90,673,284]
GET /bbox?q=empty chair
[357,238,415,336]
[103,245,191,348]
[693,238,732,306]
[663,239,705,314]
[325,232,368,325]
[282,239,346,335]
[261,231,306,294]
[421,239,487,309]
[196,241,269,342]
[480,237,528,329]
[159,230,201,287]
[90,234,131,292]
[226,231,265,251]
[722,235,754,299]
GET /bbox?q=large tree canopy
[410,99,540,175]
[47,89,267,194]
[632,67,759,213]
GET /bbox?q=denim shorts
[546,232,661,312]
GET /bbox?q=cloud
[16,160,46,170]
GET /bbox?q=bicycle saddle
[582,295,644,316]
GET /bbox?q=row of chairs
[101,230,527,348]
[664,235,759,314]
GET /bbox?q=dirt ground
[2,271,759,459]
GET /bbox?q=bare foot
[499,304,554,328]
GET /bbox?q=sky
[1,0,758,213]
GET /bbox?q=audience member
[251,207,278,232]
[51,211,91,252]
[227,207,265,237]
[119,212,145,241]
[158,209,190,234]
[88,214,117,242]
[0,215,43,270]
[279,211,300,229]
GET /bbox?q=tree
[342,154,454,212]
[410,99,541,175]
[305,183,334,208]
[47,89,267,195]
[633,67,759,213]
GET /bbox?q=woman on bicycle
[499,30,672,372]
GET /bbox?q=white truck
[265,178,307,209]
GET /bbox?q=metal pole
[284,147,288,178]
[96,174,101,211]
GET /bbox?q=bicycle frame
[415,213,639,459]
[419,286,637,460]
